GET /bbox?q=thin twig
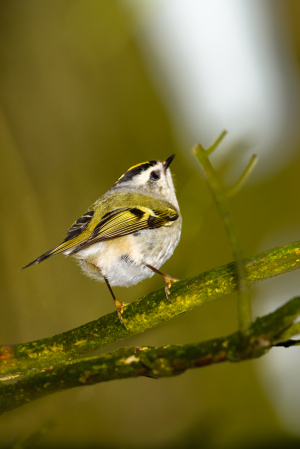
[194,132,252,334]
[226,154,257,197]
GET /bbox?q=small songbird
[22,155,182,326]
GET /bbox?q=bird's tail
[21,243,64,270]
[21,231,87,270]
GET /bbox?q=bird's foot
[164,276,179,303]
[114,299,128,329]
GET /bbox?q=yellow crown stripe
[117,161,149,181]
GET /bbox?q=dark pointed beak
[163,154,175,171]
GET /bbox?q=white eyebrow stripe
[132,167,154,185]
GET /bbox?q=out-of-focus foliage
[0,1,300,448]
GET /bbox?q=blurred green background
[1,1,300,448]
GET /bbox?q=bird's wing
[22,205,179,268]
[64,210,95,241]
[68,205,179,254]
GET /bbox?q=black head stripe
[115,160,157,185]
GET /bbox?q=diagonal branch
[1,296,299,416]
[1,239,300,376]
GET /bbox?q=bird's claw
[114,299,128,329]
[164,276,179,303]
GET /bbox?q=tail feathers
[21,244,62,270]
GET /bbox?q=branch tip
[194,131,252,334]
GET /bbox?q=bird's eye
[150,171,160,181]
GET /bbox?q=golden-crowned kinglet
[23,155,181,327]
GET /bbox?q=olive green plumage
[23,155,181,327]
[23,192,179,265]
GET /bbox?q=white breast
[69,220,181,287]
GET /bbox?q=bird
[22,155,182,327]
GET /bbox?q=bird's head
[113,155,177,205]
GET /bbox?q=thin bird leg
[145,264,178,303]
[104,276,126,329]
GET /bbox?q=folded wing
[68,205,179,254]
[22,205,179,268]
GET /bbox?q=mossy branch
[1,239,300,377]
[1,134,298,416]
[1,296,300,415]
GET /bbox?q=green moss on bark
[1,296,299,415]
[1,240,300,376]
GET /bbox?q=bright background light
[123,0,300,436]
[124,0,300,177]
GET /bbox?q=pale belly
[67,224,181,287]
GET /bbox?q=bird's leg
[104,276,126,329]
[145,264,178,303]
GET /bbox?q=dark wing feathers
[64,210,94,241]
[22,205,179,268]
[68,206,178,254]
[21,244,62,269]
